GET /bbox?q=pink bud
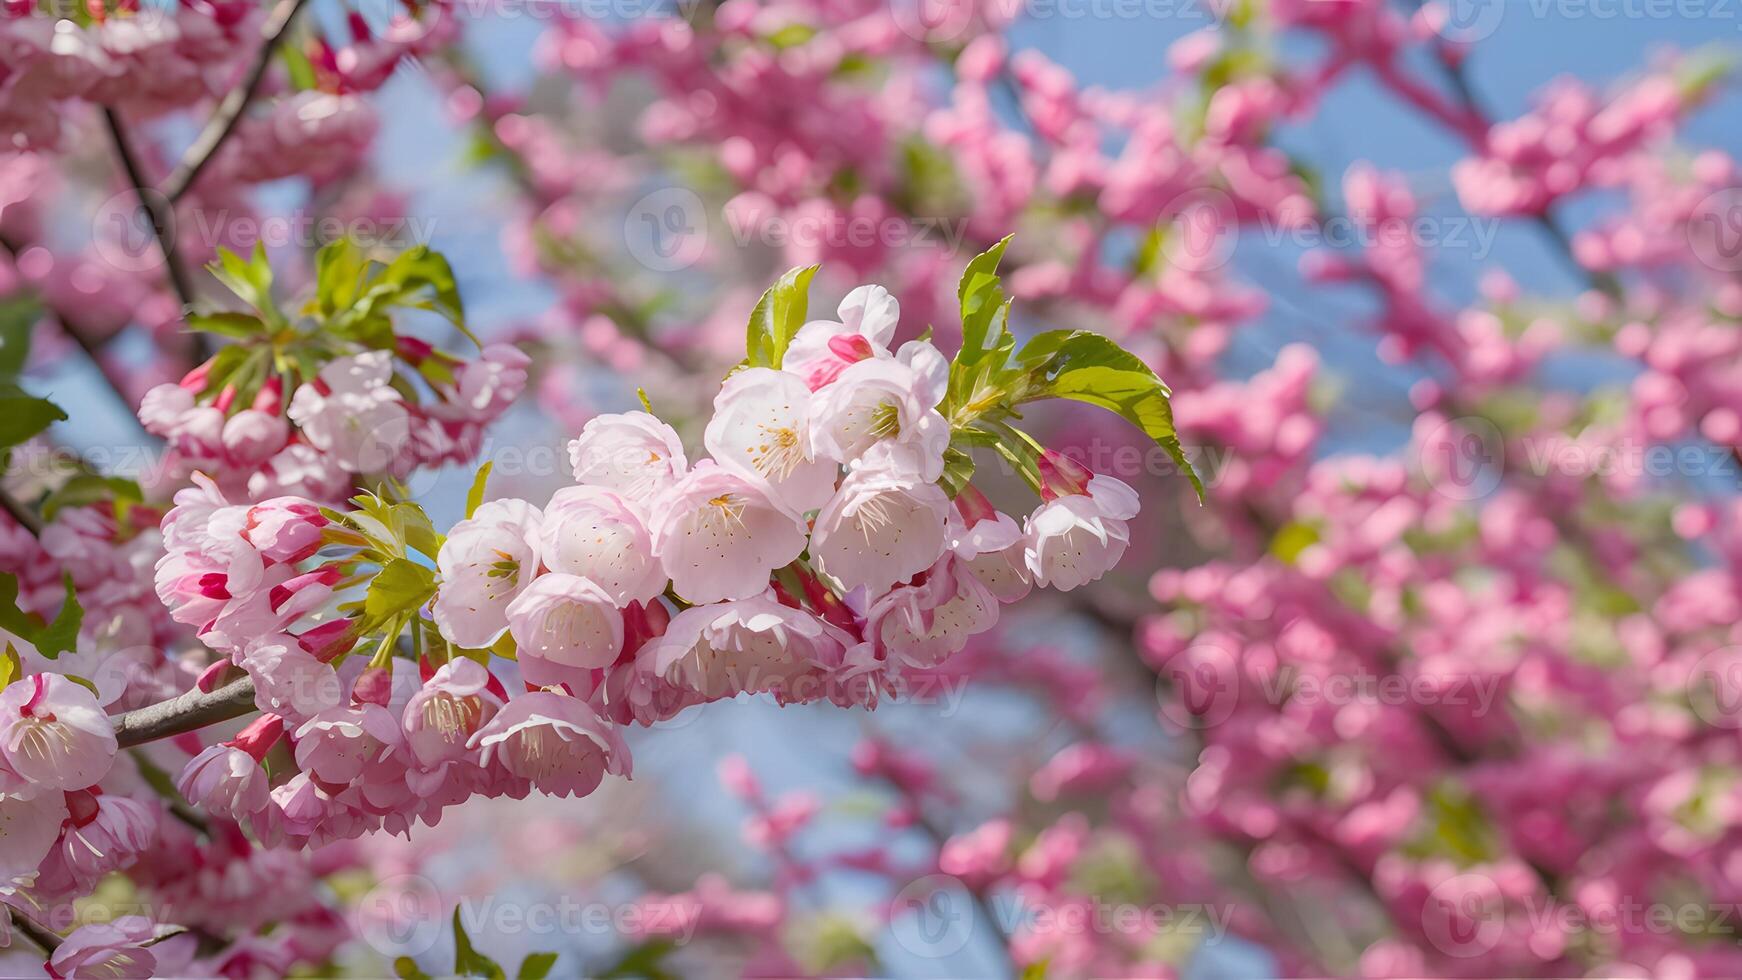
[229,714,285,762]
[351,667,393,706]
[1037,450,1093,501]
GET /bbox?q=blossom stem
[6,904,61,953]
[160,0,314,204]
[0,487,42,537]
[111,676,257,749]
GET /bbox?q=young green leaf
[516,952,559,980]
[41,475,143,522]
[364,559,438,624]
[452,907,506,980]
[0,296,39,379]
[1016,330,1203,499]
[186,311,269,339]
[34,575,82,660]
[465,461,493,520]
[209,243,282,325]
[0,384,66,450]
[744,265,819,368]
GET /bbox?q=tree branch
[0,486,42,537]
[161,0,312,204]
[6,904,60,953]
[101,109,198,312]
[112,676,257,748]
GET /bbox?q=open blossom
[287,351,411,472]
[812,445,951,594]
[403,658,502,770]
[432,499,544,649]
[470,690,629,798]
[0,674,117,790]
[177,745,271,819]
[538,486,664,606]
[783,284,900,390]
[704,368,837,513]
[430,343,531,422]
[864,555,1000,668]
[506,573,624,678]
[645,597,847,701]
[567,411,689,505]
[809,340,950,480]
[0,791,66,894]
[294,704,403,785]
[238,635,344,721]
[37,791,157,897]
[951,488,1032,603]
[1023,470,1141,592]
[242,498,329,564]
[649,463,808,605]
[46,916,194,980]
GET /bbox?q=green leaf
[208,244,280,324]
[938,446,976,498]
[1269,521,1319,565]
[945,237,1017,421]
[41,475,143,522]
[465,462,493,520]
[365,559,438,624]
[324,244,474,348]
[1016,330,1202,499]
[957,235,1013,362]
[598,939,678,980]
[395,503,443,562]
[34,575,81,660]
[186,311,268,339]
[516,952,559,980]
[744,265,819,369]
[0,296,40,379]
[0,573,80,660]
[0,642,20,690]
[394,956,433,980]
[452,907,505,979]
[0,385,65,450]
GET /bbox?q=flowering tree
[2,0,1741,977]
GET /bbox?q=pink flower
[704,368,838,513]
[0,674,117,790]
[286,351,410,472]
[402,658,502,769]
[864,555,999,669]
[506,573,625,674]
[469,691,629,798]
[433,343,531,422]
[46,915,192,979]
[809,340,950,480]
[783,284,900,391]
[538,486,665,606]
[812,444,951,594]
[0,791,65,893]
[649,463,807,604]
[293,704,403,786]
[566,411,689,505]
[37,790,157,896]
[177,745,271,819]
[645,597,847,702]
[1022,470,1140,592]
[238,635,344,722]
[242,498,329,564]
[431,499,544,649]
[950,488,1031,603]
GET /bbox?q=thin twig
[112,676,257,748]
[101,109,198,313]
[161,0,312,204]
[0,486,42,537]
[6,904,60,953]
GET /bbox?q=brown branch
[6,904,60,953]
[0,487,42,537]
[161,0,312,204]
[101,109,198,312]
[112,676,257,748]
